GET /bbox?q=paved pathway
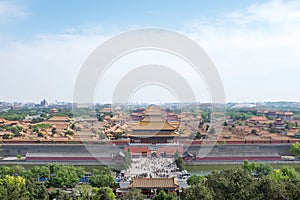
[126,157,179,178]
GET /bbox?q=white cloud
[231,0,300,25]
[0,1,27,21]
[0,33,108,102]
[185,0,300,102]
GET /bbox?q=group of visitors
[126,157,179,178]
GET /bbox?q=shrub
[2,134,10,139]
[65,130,74,135]
[37,132,44,137]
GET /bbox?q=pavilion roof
[132,121,176,131]
[47,115,71,122]
[128,132,178,137]
[129,177,178,189]
[249,116,268,121]
[143,105,163,115]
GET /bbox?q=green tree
[51,127,57,135]
[72,185,96,200]
[48,163,61,174]
[89,168,115,188]
[65,130,74,136]
[281,167,300,181]
[124,150,132,169]
[32,123,52,129]
[269,167,300,182]
[123,188,145,200]
[187,175,205,185]
[181,184,214,200]
[2,134,10,139]
[253,176,288,200]
[242,160,273,177]
[153,190,177,200]
[0,166,10,177]
[49,165,84,188]
[24,178,48,200]
[30,166,50,181]
[284,179,300,199]
[95,187,115,200]
[40,113,47,118]
[9,165,25,176]
[70,123,76,130]
[206,168,255,200]
[37,132,44,137]
[48,189,70,200]
[174,156,184,171]
[31,117,45,123]
[115,133,122,140]
[195,132,201,139]
[290,142,300,157]
[11,126,21,137]
[0,187,8,200]
[0,175,27,200]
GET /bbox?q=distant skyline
[2,99,300,105]
[1,0,300,103]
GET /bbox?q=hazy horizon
[2,100,300,105]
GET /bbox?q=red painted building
[128,105,178,144]
[126,105,182,158]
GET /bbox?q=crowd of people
[126,157,179,178]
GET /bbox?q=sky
[1,0,300,103]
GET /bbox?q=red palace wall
[124,146,183,157]
[26,157,114,161]
[192,156,281,161]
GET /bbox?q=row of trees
[1,161,300,199]
[120,161,300,200]
[0,174,49,200]
[0,164,86,188]
[0,164,116,199]
[0,125,23,137]
[0,108,47,121]
[226,111,253,121]
[183,161,300,200]
[0,107,77,122]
